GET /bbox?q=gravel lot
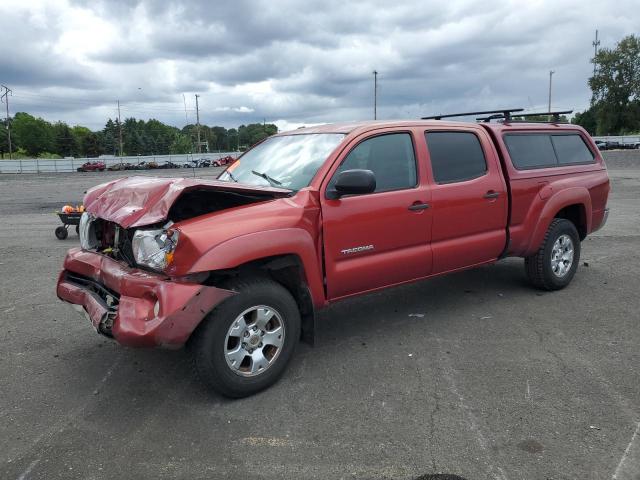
[1,153,639,480]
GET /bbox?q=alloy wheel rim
[550,234,574,278]
[224,305,285,377]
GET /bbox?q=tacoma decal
[340,245,374,255]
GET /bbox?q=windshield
[218,133,345,191]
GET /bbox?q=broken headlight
[131,226,179,271]
[79,212,98,250]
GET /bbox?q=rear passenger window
[425,132,487,183]
[504,134,557,169]
[552,135,595,165]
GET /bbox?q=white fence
[0,152,239,174]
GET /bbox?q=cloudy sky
[1,0,638,132]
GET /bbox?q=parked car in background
[212,155,237,167]
[76,161,106,172]
[159,161,181,169]
[133,161,159,170]
[107,163,133,171]
[183,158,211,168]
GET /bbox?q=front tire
[525,218,581,290]
[188,277,301,398]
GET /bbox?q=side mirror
[327,169,376,199]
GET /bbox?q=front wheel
[525,218,581,290]
[188,277,300,397]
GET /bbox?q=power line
[11,91,196,112]
[1,85,13,159]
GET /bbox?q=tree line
[572,34,640,135]
[0,113,278,159]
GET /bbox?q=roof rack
[476,110,573,123]
[421,108,524,121]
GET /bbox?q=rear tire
[525,218,580,290]
[55,226,68,240]
[188,276,300,398]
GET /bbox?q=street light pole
[195,94,201,154]
[548,70,555,120]
[117,100,123,162]
[373,70,378,120]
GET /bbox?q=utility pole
[1,85,13,160]
[592,29,600,78]
[373,70,378,120]
[195,94,201,154]
[548,70,555,120]
[117,100,123,160]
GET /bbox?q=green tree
[571,108,598,135]
[589,34,640,134]
[11,112,54,156]
[170,133,192,154]
[53,122,77,157]
[0,118,8,158]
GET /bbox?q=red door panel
[322,189,432,298]
[320,130,432,300]
[423,129,508,273]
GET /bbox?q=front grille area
[64,272,119,337]
[65,272,120,307]
[91,218,136,267]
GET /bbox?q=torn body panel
[57,248,235,348]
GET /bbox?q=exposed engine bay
[82,189,278,267]
[167,188,277,223]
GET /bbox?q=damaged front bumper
[57,248,234,348]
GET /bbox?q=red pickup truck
[57,112,610,397]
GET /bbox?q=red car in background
[212,155,236,167]
[76,161,106,172]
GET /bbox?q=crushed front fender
[57,248,235,348]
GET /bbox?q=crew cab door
[320,130,432,300]
[422,128,508,273]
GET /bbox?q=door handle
[408,202,430,211]
[483,191,500,199]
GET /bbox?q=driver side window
[329,133,417,193]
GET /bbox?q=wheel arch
[195,252,320,346]
[525,187,592,256]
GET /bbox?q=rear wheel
[525,218,580,290]
[55,226,68,240]
[188,277,300,397]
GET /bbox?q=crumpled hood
[83,176,291,228]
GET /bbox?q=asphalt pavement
[0,154,639,480]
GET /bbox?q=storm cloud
[1,0,638,131]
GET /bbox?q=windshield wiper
[226,170,238,182]
[251,170,283,187]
